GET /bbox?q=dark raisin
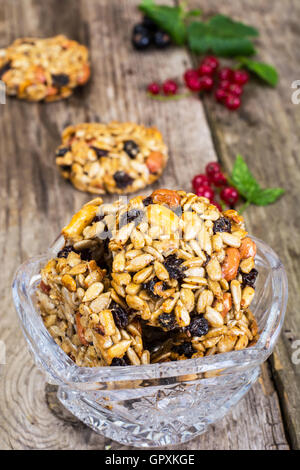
[187,315,209,337]
[111,357,127,367]
[119,209,144,228]
[79,249,93,261]
[143,276,168,298]
[60,165,71,172]
[0,61,11,78]
[57,245,73,258]
[56,146,70,157]
[110,301,129,328]
[113,171,134,189]
[91,146,109,158]
[142,196,153,206]
[123,140,140,158]
[163,254,186,283]
[51,73,70,87]
[213,217,232,234]
[94,326,105,336]
[92,214,105,223]
[174,342,194,358]
[241,269,258,288]
[158,313,177,331]
[153,30,171,49]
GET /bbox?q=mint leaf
[238,57,278,86]
[251,188,285,205]
[209,15,259,38]
[184,9,202,19]
[139,0,187,45]
[231,155,284,207]
[187,21,256,56]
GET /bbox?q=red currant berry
[218,67,234,81]
[186,75,202,92]
[215,88,228,102]
[219,79,231,91]
[220,187,239,206]
[228,83,243,96]
[205,161,221,179]
[203,55,219,71]
[199,75,214,91]
[196,185,215,200]
[211,171,227,187]
[233,69,249,85]
[162,80,178,95]
[210,200,222,211]
[198,63,214,76]
[225,94,241,110]
[184,69,198,83]
[192,173,210,191]
[147,82,160,95]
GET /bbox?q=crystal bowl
[12,237,287,448]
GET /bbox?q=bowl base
[57,367,260,448]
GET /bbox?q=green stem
[239,199,250,214]
[147,92,193,101]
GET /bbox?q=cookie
[0,35,90,101]
[55,122,168,194]
[37,191,259,367]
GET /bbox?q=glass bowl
[12,237,287,448]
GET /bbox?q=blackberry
[111,357,127,366]
[187,315,209,337]
[153,31,171,48]
[119,209,144,228]
[132,28,151,50]
[142,196,153,206]
[174,342,194,358]
[142,16,158,31]
[123,140,140,158]
[90,146,109,158]
[51,73,70,87]
[113,171,134,189]
[213,217,232,234]
[158,313,177,331]
[163,254,186,282]
[111,301,129,328]
[56,146,70,157]
[241,269,258,288]
[57,245,73,258]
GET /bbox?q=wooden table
[0,0,299,450]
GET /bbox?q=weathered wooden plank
[0,0,289,450]
[188,0,300,448]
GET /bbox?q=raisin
[213,217,232,234]
[174,342,194,358]
[57,245,73,258]
[143,276,168,298]
[123,140,140,158]
[241,269,258,288]
[51,73,70,87]
[142,196,153,206]
[119,209,144,228]
[56,146,70,157]
[79,249,93,261]
[163,254,186,282]
[92,214,105,223]
[111,357,127,366]
[0,61,11,78]
[113,171,134,189]
[158,313,177,331]
[187,315,209,337]
[111,301,129,328]
[91,146,109,158]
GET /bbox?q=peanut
[239,237,257,259]
[221,248,240,281]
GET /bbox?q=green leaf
[187,21,256,56]
[139,0,187,45]
[238,57,278,86]
[184,9,202,19]
[209,14,259,38]
[231,155,284,207]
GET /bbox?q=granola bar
[55,122,168,194]
[0,35,90,101]
[37,190,259,367]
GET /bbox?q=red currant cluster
[147,55,249,110]
[192,162,239,210]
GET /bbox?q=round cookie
[0,35,90,101]
[55,122,168,194]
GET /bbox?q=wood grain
[0,0,291,450]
